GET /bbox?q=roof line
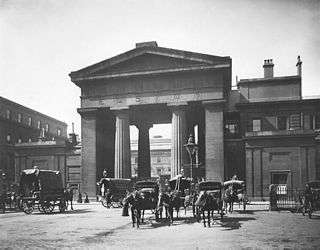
[0,96,68,126]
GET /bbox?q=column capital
[202,99,226,110]
[112,108,130,118]
[134,121,153,130]
[77,108,98,118]
[167,102,189,111]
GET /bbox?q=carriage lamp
[184,134,199,180]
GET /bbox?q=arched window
[6,134,11,143]
[17,113,22,123]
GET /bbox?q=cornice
[71,64,230,83]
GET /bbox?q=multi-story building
[0,96,68,183]
[225,58,320,199]
[70,42,320,198]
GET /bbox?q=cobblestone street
[1,203,320,249]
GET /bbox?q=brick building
[0,96,68,184]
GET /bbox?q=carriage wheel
[22,200,34,214]
[41,201,55,214]
[38,203,45,213]
[111,201,122,208]
[101,198,110,208]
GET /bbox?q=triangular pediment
[70,45,230,81]
[93,53,210,76]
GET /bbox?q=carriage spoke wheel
[101,198,110,208]
[23,200,34,214]
[111,201,122,208]
[41,201,55,214]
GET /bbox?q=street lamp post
[184,134,198,180]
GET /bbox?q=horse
[195,191,223,227]
[168,190,186,219]
[122,189,159,228]
[157,192,173,225]
[64,188,74,210]
[184,193,198,217]
[223,185,237,213]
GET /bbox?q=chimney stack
[296,55,302,76]
[263,59,274,78]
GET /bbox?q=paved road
[0,203,319,249]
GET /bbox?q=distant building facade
[0,96,68,184]
[131,136,171,177]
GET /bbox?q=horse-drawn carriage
[98,178,132,208]
[194,181,224,227]
[122,180,160,228]
[302,180,320,218]
[19,169,66,214]
[223,179,249,212]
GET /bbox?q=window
[28,117,32,126]
[277,116,287,130]
[45,124,49,132]
[6,134,11,143]
[17,113,22,123]
[37,121,41,129]
[252,119,261,132]
[289,113,301,130]
[18,138,22,143]
[225,123,238,134]
[157,157,161,163]
[6,110,11,119]
[28,138,32,142]
[57,128,61,136]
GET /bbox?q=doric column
[114,109,131,178]
[136,122,153,178]
[78,108,97,197]
[203,100,224,181]
[170,104,188,177]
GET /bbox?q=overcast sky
[1,0,319,139]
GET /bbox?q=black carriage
[98,178,132,208]
[19,169,66,214]
[168,176,193,215]
[168,176,191,194]
[223,179,249,211]
[302,180,320,218]
[134,181,159,210]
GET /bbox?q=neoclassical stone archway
[70,41,231,196]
